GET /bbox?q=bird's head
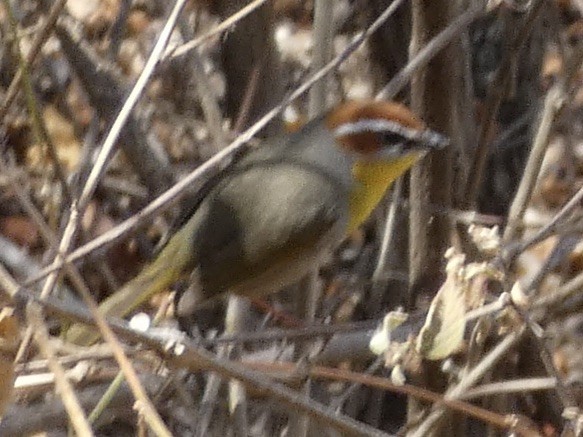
[325,100,448,232]
[326,100,448,164]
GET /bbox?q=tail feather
[99,253,185,319]
[65,227,195,345]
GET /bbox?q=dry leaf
[416,247,500,360]
[468,224,501,256]
[416,250,467,360]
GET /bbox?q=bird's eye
[379,131,407,145]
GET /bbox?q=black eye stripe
[379,131,408,144]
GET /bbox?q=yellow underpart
[347,153,424,234]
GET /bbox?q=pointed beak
[390,128,448,160]
[417,128,449,150]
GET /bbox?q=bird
[66,100,448,345]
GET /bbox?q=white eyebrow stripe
[333,119,416,139]
[333,118,448,148]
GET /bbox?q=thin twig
[460,377,556,400]
[523,233,580,296]
[330,356,385,411]
[87,372,126,424]
[175,15,227,155]
[37,0,188,300]
[59,253,174,436]
[302,364,531,433]
[55,18,175,194]
[225,297,250,436]
[166,0,269,60]
[107,0,131,59]
[27,287,392,437]
[309,0,336,116]
[205,319,378,345]
[2,0,72,204]
[21,1,189,434]
[196,346,229,436]
[377,1,485,100]
[503,40,583,242]
[0,0,67,119]
[20,284,537,435]
[242,360,537,433]
[534,267,583,309]
[292,2,339,433]
[0,158,59,253]
[503,202,583,268]
[27,303,94,437]
[372,177,404,286]
[464,0,546,206]
[232,64,261,134]
[410,329,524,436]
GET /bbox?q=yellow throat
[347,152,424,233]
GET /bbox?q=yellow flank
[347,153,423,234]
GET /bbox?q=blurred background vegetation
[0,0,582,435]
